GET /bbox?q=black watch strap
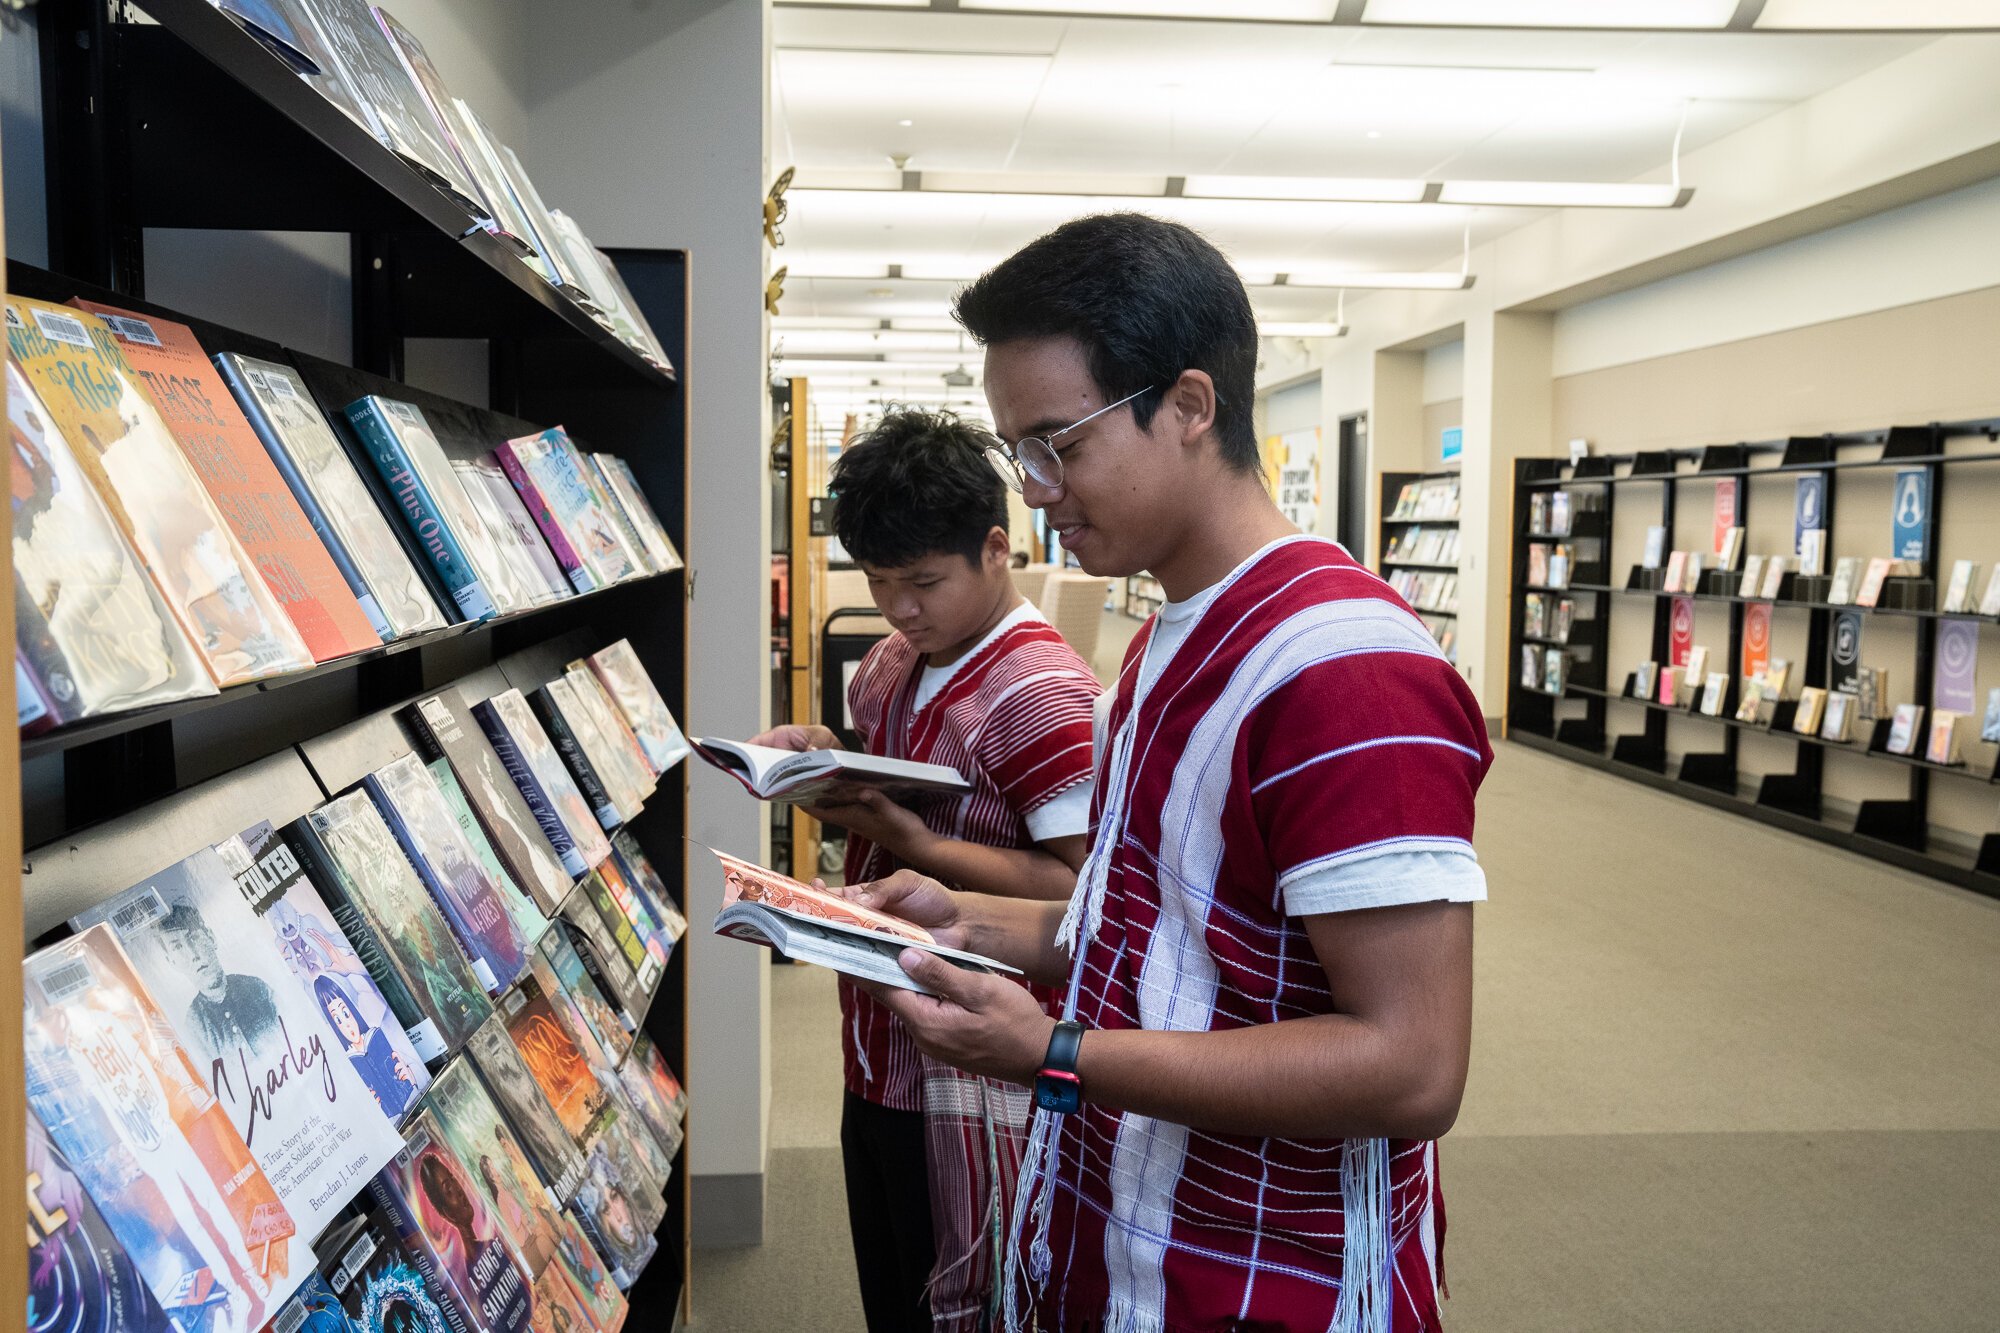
[1034,1021,1086,1115]
[1042,1020,1084,1075]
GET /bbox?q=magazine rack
[8,0,694,1322]
[1507,422,2000,899]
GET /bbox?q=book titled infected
[6,295,313,686]
[367,1116,532,1333]
[70,302,381,663]
[27,1108,177,1333]
[71,845,406,1242]
[25,926,309,1333]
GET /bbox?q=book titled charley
[708,848,1017,995]
[692,737,971,805]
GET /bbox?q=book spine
[361,774,504,995]
[473,700,588,879]
[345,400,498,623]
[217,356,395,641]
[282,814,449,1064]
[495,441,598,594]
[530,688,621,831]
[363,1180,479,1333]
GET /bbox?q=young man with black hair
[750,407,1101,1332]
[846,213,1492,1333]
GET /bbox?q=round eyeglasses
[983,386,1157,494]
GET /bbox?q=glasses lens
[984,445,1023,493]
[1018,438,1063,489]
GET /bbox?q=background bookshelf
[14,0,692,1325]
[1378,469,1463,663]
[1122,573,1165,619]
[1507,421,2000,900]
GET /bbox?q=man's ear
[983,525,1013,569]
[1164,370,1219,452]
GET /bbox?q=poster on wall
[1261,428,1322,531]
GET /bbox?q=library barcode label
[110,890,168,934]
[274,1300,308,1333]
[267,372,300,400]
[103,314,162,347]
[32,309,94,348]
[39,959,93,1003]
[504,988,527,1014]
[339,1228,379,1287]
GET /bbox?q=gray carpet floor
[691,726,2000,1331]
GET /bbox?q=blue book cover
[27,1110,177,1333]
[343,397,500,624]
[1891,468,1930,562]
[264,1273,362,1333]
[1830,610,1863,696]
[1793,473,1826,552]
[367,1117,532,1333]
[318,1210,467,1333]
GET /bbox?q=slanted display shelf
[1377,469,1462,662]
[1508,422,2000,900]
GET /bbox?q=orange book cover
[72,301,381,662]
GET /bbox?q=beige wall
[1553,283,2000,847]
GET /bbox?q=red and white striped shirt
[1012,536,1492,1333]
[840,603,1102,1108]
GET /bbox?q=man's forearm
[960,894,1071,986]
[903,834,1075,902]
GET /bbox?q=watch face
[1035,1076,1082,1116]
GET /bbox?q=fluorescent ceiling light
[1360,0,1735,26]
[1756,0,2000,28]
[1436,180,1691,208]
[787,257,895,280]
[1183,175,1429,204]
[959,0,1340,17]
[792,168,904,191]
[776,356,983,372]
[783,0,927,6]
[1279,267,1474,290]
[777,329,967,352]
[1259,322,1349,338]
[920,171,1171,197]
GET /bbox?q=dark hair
[954,212,1260,471]
[830,408,1008,568]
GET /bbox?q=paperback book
[25,926,307,1333]
[296,791,496,1058]
[610,830,688,945]
[1983,688,2000,745]
[1820,689,1853,742]
[473,687,614,878]
[1793,687,1827,737]
[261,1273,357,1333]
[581,870,657,991]
[1943,559,1979,615]
[1886,702,1924,756]
[561,665,658,803]
[1926,710,1963,766]
[557,895,649,1024]
[447,456,563,611]
[6,296,313,685]
[27,1108,176,1333]
[69,846,405,1240]
[367,1116,532,1333]
[585,639,691,775]
[8,358,216,724]
[692,736,970,805]
[529,679,635,830]
[343,396,504,623]
[419,753,554,957]
[218,820,433,1123]
[493,428,630,593]
[589,454,682,574]
[454,456,572,605]
[316,1207,467,1333]
[71,302,381,663]
[498,971,608,1144]
[215,351,448,641]
[539,928,633,1067]
[365,752,535,994]
[566,1145,656,1291]
[463,1016,590,1205]
[519,957,673,1196]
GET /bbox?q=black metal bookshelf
[19,0,693,1322]
[1508,421,2000,900]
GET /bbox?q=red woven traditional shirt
[1010,537,1492,1333]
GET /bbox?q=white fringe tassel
[1331,1136,1394,1333]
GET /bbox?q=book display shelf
[1379,469,1462,663]
[1507,420,2000,900]
[13,0,693,1327]
[1123,573,1165,619]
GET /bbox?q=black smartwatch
[1034,1020,1085,1115]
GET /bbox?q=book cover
[580,454,661,577]
[418,752,554,955]
[27,1108,177,1333]
[632,1034,686,1128]
[365,753,534,995]
[1543,648,1565,695]
[472,688,613,879]
[1712,479,1737,556]
[1658,666,1680,707]
[463,1016,589,1206]
[556,898,647,1025]
[262,1272,361,1333]
[1854,557,1891,608]
[1982,688,2000,744]
[1982,566,2000,617]
[300,792,496,1058]
[1886,703,1923,755]
[529,681,627,831]
[1925,711,1962,766]
[585,639,689,775]
[1798,528,1827,579]
[564,1145,656,1293]
[215,352,447,641]
[1741,554,1765,598]
[70,302,381,664]
[590,454,681,573]
[405,690,574,917]
[6,296,314,686]
[1794,473,1825,555]
[367,1117,532,1333]
[560,665,658,803]
[455,457,571,605]
[317,1207,470,1333]
[1670,596,1694,667]
[1827,557,1861,605]
[1793,687,1826,736]
[1891,467,1930,563]
[70,847,406,1241]
[608,1049,682,1170]
[1760,556,1788,600]
[217,821,433,1124]
[422,1060,570,1288]
[1821,689,1853,742]
[8,358,216,724]
[25,926,307,1333]
[594,854,669,977]
[1662,551,1685,594]
[498,974,607,1145]
[581,871,655,991]
[1527,543,1548,586]
[1519,645,1539,689]
[591,247,675,372]
[1699,671,1729,717]
[556,433,647,583]
[543,1209,627,1333]
[1933,619,1979,714]
[538,929,632,1066]
[445,458,556,613]
[493,429,629,593]
[1682,552,1703,594]
[1943,559,1977,613]
[1685,645,1710,688]
[610,830,686,944]
[342,396,500,623]
[1633,661,1657,700]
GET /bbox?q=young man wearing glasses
[847,213,1492,1332]
[750,408,1101,1332]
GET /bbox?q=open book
[692,737,971,804]
[707,849,1018,994]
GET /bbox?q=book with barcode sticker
[498,970,608,1145]
[565,1142,658,1291]
[402,689,574,918]
[561,664,658,805]
[449,456,569,609]
[556,893,648,1025]
[8,358,215,726]
[365,1117,531,1333]
[298,791,496,1058]
[590,453,682,573]
[26,1107,178,1333]
[472,687,614,878]
[314,1208,463,1333]
[261,1272,355,1333]
[215,351,447,641]
[463,1015,589,1207]
[7,295,315,686]
[26,926,309,1333]
[492,427,630,594]
[216,820,433,1124]
[364,753,535,995]
[585,639,690,777]
[529,679,632,830]
[537,927,632,1067]
[410,747,552,953]
[73,301,382,663]
[70,847,406,1242]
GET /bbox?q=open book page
[692,737,971,802]
[690,738,799,792]
[713,848,934,943]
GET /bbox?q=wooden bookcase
[16,0,693,1324]
[1507,421,2000,900]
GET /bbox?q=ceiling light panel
[1182,175,1429,202]
[1258,322,1349,337]
[1360,0,1736,27]
[1436,180,1688,207]
[920,170,1172,196]
[959,0,1341,18]
[1756,0,2000,27]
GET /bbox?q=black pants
[841,1090,935,1333]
